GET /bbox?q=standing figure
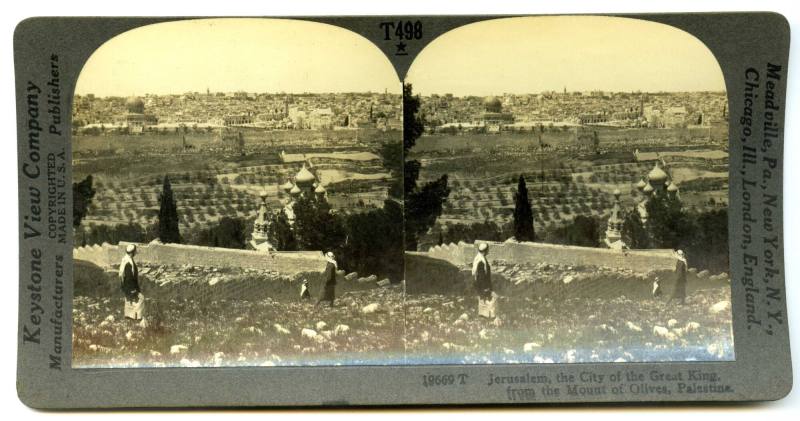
[668,249,688,305]
[317,252,337,307]
[652,277,663,298]
[119,244,145,322]
[300,279,311,300]
[472,243,496,319]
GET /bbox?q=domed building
[125,96,145,114]
[483,96,503,113]
[294,164,317,190]
[667,181,680,194]
[634,161,679,223]
[276,162,328,228]
[647,163,669,191]
[473,95,514,131]
[122,96,157,132]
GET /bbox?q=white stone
[180,358,201,367]
[273,324,291,335]
[562,275,574,284]
[523,342,542,352]
[626,321,642,332]
[333,324,350,336]
[710,301,731,314]
[685,322,701,332]
[653,326,670,338]
[316,321,328,331]
[301,328,318,339]
[667,319,678,328]
[170,344,188,354]
[361,303,380,314]
[209,276,221,286]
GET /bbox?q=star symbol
[395,41,408,55]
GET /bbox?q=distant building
[307,108,334,130]
[123,97,158,132]
[223,113,254,126]
[473,97,514,130]
[578,112,608,125]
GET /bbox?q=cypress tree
[158,175,181,243]
[73,175,96,229]
[513,175,535,241]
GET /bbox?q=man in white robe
[472,243,496,319]
[119,244,145,323]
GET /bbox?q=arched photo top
[75,18,401,96]
[406,16,726,96]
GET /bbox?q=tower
[604,189,626,249]
[250,190,274,251]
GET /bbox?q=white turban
[126,244,137,254]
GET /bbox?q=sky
[75,18,402,97]
[406,16,727,96]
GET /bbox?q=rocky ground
[72,260,734,367]
[73,261,403,367]
[404,288,733,364]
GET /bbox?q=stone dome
[484,96,503,113]
[125,96,145,114]
[289,184,301,195]
[280,180,294,192]
[635,179,647,190]
[314,184,326,194]
[648,163,668,183]
[667,182,679,192]
[643,182,654,193]
[295,164,316,186]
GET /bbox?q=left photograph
[70,18,405,368]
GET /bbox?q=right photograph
[402,16,733,364]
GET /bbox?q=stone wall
[424,240,677,273]
[73,242,327,276]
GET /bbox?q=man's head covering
[676,249,684,258]
[472,243,489,276]
[126,244,137,254]
[324,251,337,269]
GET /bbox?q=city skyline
[75,91,401,99]
[75,18,402,97]
[406,16,727,96]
